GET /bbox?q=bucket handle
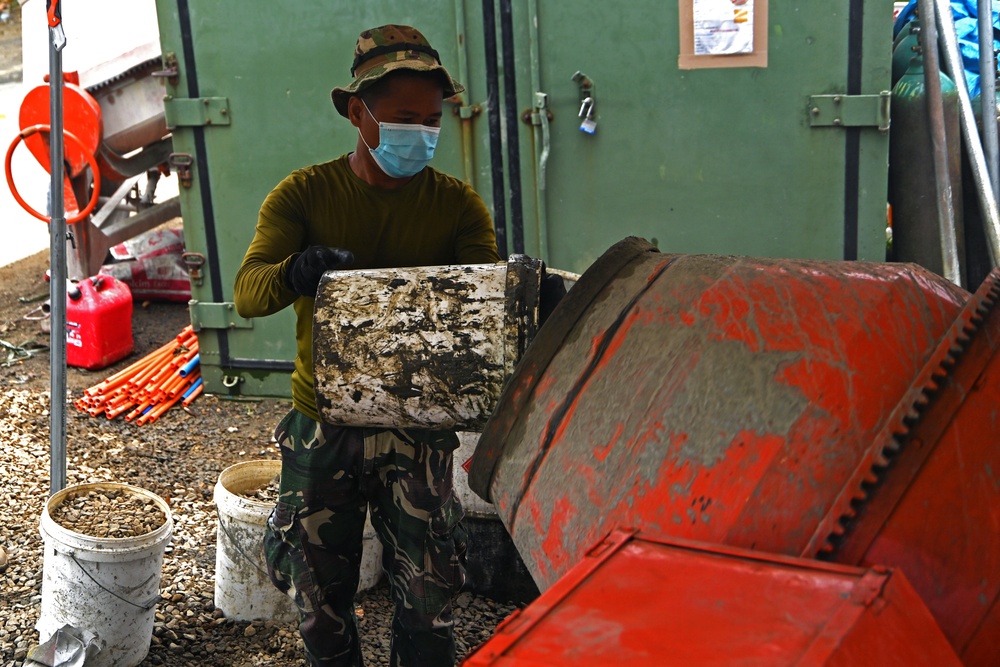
[216,507,270,579]
[66,551,161,611]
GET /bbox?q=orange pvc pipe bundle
[74,325,202,425]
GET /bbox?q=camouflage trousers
[263,408,467,667]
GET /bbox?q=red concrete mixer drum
[471,237,1000,665]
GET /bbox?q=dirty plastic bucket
[456,432,497,517]
[214,460,297,622]
[214,460,383,622]
[37,482,173,667]
[455,433,538,604]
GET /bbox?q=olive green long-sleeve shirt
[234,155,501,420]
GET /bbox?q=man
[233,24,500,667]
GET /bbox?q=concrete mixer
[468,237,1000,665]
[314,237,999,665]
[5,40,179,280]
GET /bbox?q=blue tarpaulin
[895,0,1000,99]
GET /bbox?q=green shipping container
[154,0,894,398]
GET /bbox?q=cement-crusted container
[37,482,173,667]
[214,460,382,621]
[313,257,543,431]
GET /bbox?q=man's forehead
[369,75,444,106]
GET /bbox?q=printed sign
[694,0,754,56]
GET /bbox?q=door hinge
[808,92,890,132]
[163,96,231,128]
[189,301,253,331]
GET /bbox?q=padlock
[578,96,597,134]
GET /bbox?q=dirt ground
[0,247,519,667]
[0,2,22,85]
[0,248,301,667]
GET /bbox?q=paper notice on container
[694,0,754,55]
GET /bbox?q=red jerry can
[462,529,962,667]
[470,237,1000,663]
[65,275,134,370]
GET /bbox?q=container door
[491,1,892,273]
[153,1,482,397]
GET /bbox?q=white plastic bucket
[214,460,297,622]
[455,432,497,517]
[454,432,539,602]
[214,460,383,622]
[37,482,173,667]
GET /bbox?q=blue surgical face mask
[359,99,441,179]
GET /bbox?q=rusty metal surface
[827,267,1000,662]
[472,237,1000,664]
[476,239,967,588]
[462,530,962,666]
[806,267,1000,559]
[313,257,541,430]
[469,237,660,499]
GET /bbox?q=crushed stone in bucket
[37,482,173,667]
[48,487,168,538]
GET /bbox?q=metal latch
[168,153,194,188]
[152,53,179,86]
[189,301,254,331]
[809,92,891,132]
[182,252,206,286]
[163,96,231,128]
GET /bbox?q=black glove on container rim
[285,246,355,297]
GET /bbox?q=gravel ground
[0,2,21,85]
[0,248,524,666]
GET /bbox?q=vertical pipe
[454,0,476,186]
[482,0,508,257]
[48,18,67,495]
[843,0,864,260]
[919,0,963,286]
[980,0,999,199]
[936,0,1000,266]
[499,0,524,254]
[460,119,476,186]
[177,0,232,367]
[454,0,472,113]
[527,0,549,264]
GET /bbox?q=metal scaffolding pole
[936,0,1000,266]
[919,0,963,285]
[980,0,999,199]
[47,0,67,495]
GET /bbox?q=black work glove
[284,246,354,296]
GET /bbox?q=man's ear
[347,96,364,129]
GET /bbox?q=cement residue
[660,329,807,468]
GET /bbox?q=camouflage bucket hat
[331,24,465,118]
